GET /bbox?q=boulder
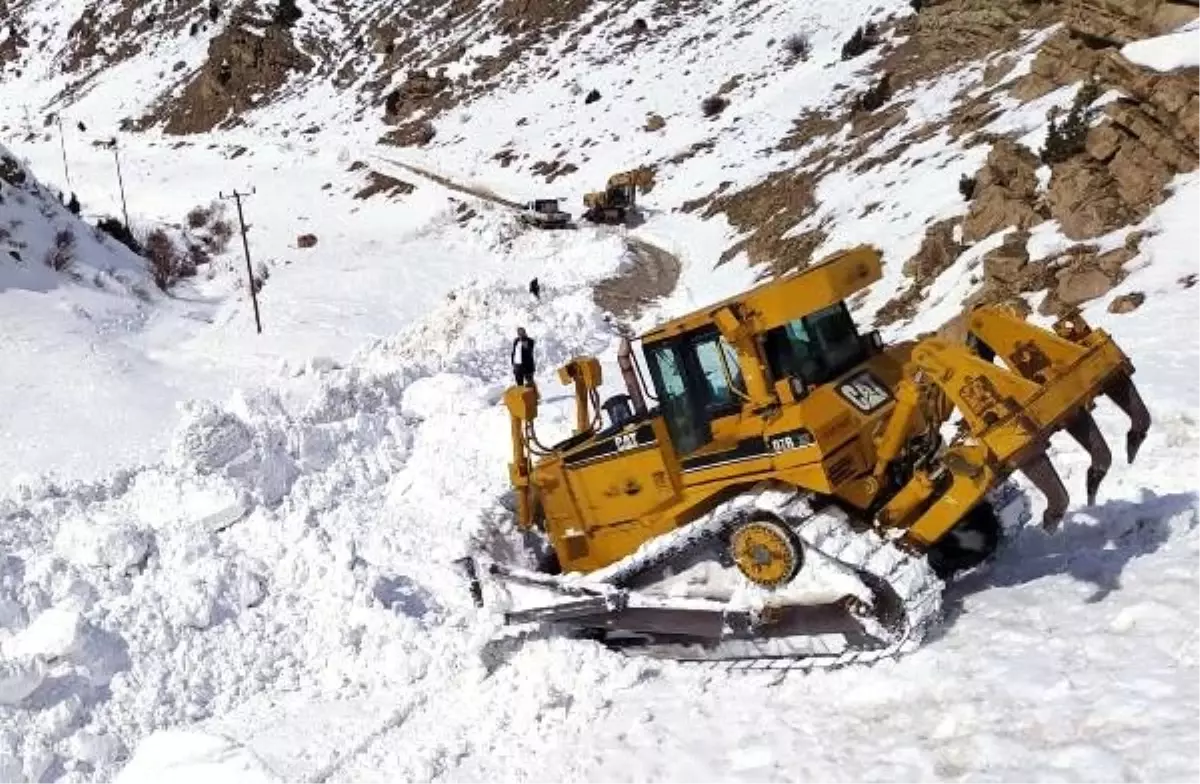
[982,230,1031,285]
[902,218,964,283]
[1108,291,1146,313]
[1046,158,1134,239]
[1056,266,1116,305]
[962,140,1044,242]
[297,233,317,248]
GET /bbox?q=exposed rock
[1056,267,1116,305]
[1011,31,1197,240]
[1037,244,1135,314]
[297,234,317,249]
[1107,133,1173,208]
[1108,291,1146,313]
[982,229,1031,285]
[530,160,578,183]
[1065,0,1198,44]
[382,119,436,147]
[384,69,451,121]
[353,171,416,200]
[962,140,1044,242]
[138,22,313,134]
[903,218,964,284]
[1045,158,1136,239]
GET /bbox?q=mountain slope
[0,1,1195,782]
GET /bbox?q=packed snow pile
[0,274,620,782]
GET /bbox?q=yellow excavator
[581,168,655,224]
[463,245,1150,669]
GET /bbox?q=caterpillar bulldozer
[581,167,655,224]
[463,245,1150,670]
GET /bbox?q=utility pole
[220,188,263,334]
[55,115,72,191]
[98,137,131,230]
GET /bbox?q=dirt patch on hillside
[593,238,682,321]
[136,17,313,134]
[354,171,416,200]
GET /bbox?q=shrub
[384,89,401,117]
[143,228,192,290]
[841,22,879,61]
[44,228,75,271]
[910,0,924,11]
[208,218,234,254]
[631,18,648,34]
[273,0,302,27]
[959,174,976,200]
[188,243,212,268]
[854,73,892,112]
[208,1,220,22]
[186,204,213,229]
[783,33,812,61]
[96,216,141,254]
[1040,80,1101,165]
[701,95,729,118]
[66,192,81,215]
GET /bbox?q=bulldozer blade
[1021,452,1070,532]
[1104,375,1151,463]
[1065,411,1112,506]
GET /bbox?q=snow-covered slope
[0,0,1196,781]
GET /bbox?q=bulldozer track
[590,483,945,672]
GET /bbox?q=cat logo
[614,432,639,452]
[837,371,892,413]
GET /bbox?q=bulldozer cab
[643,301,873,457]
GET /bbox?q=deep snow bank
[0,271,620,782]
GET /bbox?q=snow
[1122,20,1200,72]
[0,0,1197,781]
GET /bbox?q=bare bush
[854,73,892,112]
[783,33,812,61]
[186,204,214,229]
[44,228,75,272]
[188,243,212,268]
[701,95,730,118]
[959,174,976,200]
[207,218,234,254]
[841,22,879,60]
[143,228,194,290]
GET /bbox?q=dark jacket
[512,336,535,370]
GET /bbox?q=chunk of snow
[114,731,278,784]
[7,608,129,686]
[1121,23,1200,72]
[0,657,46,706]
[55,515,152,572]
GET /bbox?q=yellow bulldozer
[463,245,1150,669]
[581,168,655,224]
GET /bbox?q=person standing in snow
[529,277,541,301]
[512,327,536,387]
